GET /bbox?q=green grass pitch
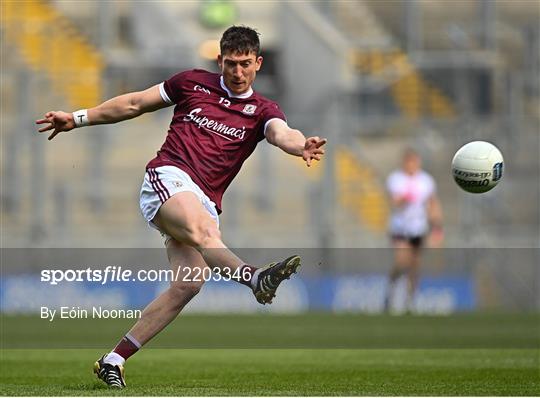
[1,313,539,395]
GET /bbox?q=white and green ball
[452,141,504,193]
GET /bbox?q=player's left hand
[303,136,327,167]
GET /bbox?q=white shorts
[140,166,220,235]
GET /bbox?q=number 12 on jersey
[219,97,231,107]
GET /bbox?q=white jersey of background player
[384,149,443,313]
[387,164,436,238]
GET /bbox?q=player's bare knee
[201,226,222,248]
[189,223,221,250]
[185,230,204,250]
[170,219,203,248]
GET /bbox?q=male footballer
[37,26,326,388]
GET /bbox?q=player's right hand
[428,226,444,248]
[36,111,76,140]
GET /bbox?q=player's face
[218,51,262,95]
[403,154,421,175]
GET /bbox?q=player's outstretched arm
[265,119,327,167]
[36,84,169,140]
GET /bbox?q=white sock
[250,268,263,290]
[103,352,126,367]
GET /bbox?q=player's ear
[255,56,263,71]
[217,54,223,70]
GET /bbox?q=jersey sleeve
[160,71,190,104]
[386,173,399,195]
[261,102,287,138]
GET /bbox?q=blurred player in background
[36,26,326,388]
[384,149,443,313]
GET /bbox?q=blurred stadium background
[1,0,539,315]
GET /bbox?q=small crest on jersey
[242,104,257,115]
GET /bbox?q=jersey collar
[220,76,253,99]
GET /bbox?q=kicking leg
[154,192,301,303]
[153,191,244,274]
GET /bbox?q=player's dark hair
[220,25,260,56]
